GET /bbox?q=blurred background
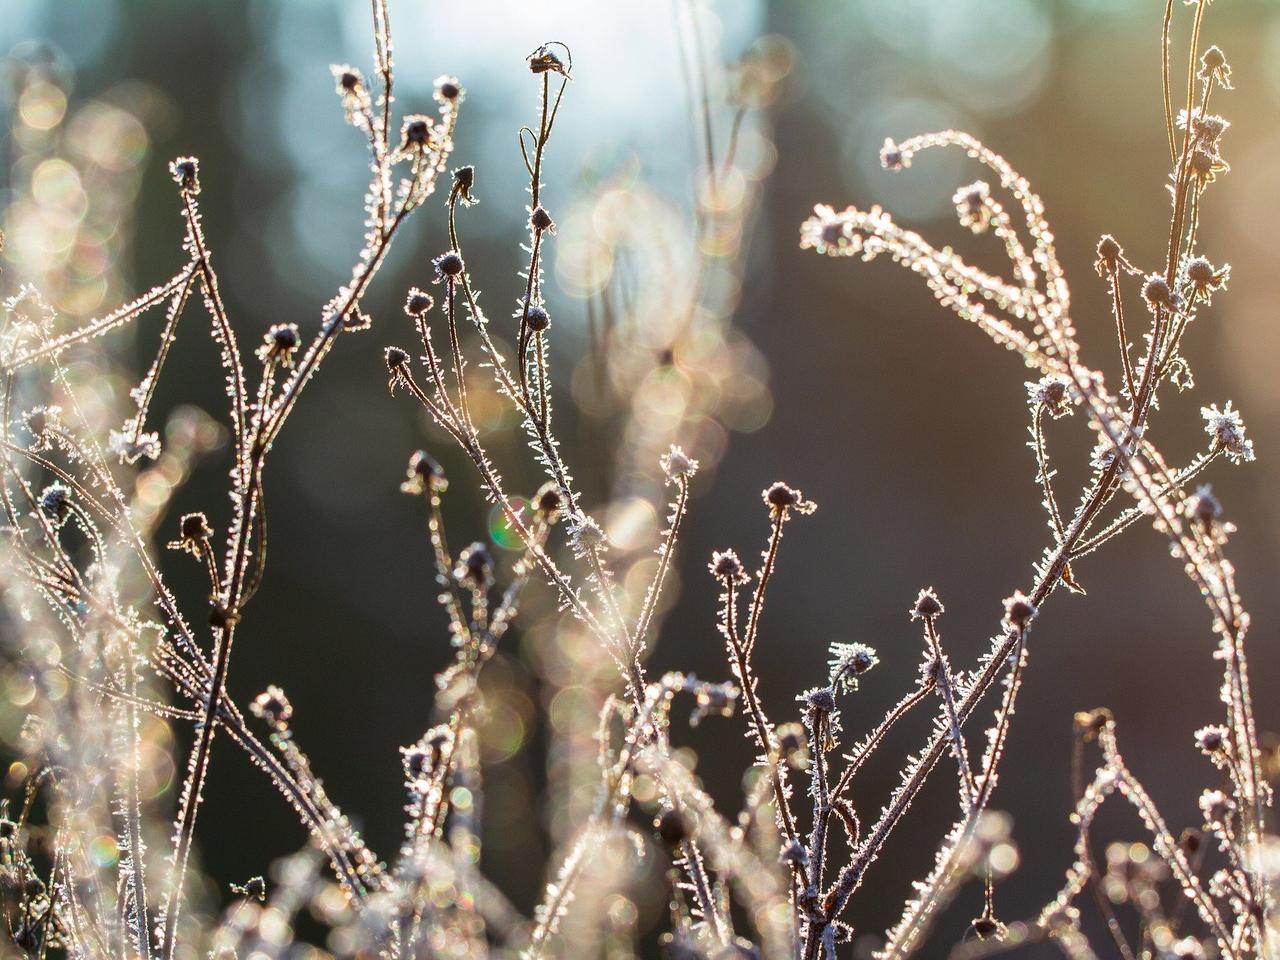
[3,0,1280,955]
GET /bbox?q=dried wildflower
[454,542,494,590]
[1200,401,1254,463]
[433,250,464,283]
[403,287,435,317]
[401,449,446,495]
[762,481,816,516]
[910,587,944,621]
[1184,255,1229,301]
[1194,725,1227,755]
[384,346,410,389]
[527,43,570,78]
[953,181,991,233]
[779,840,809,868]
[250,685,292,728]
[402,744,432,781]
[256,323,300,366]
[660,445,698,482]
[38,483,71,527]
[1198,45,1232,88]
[1141,274,1177,312]
[798,686,837,715]
[331,64,369,120]
[452,165,476,205]
[970,916,1003,941]
[169,156,200,194]
[1190,146,1229,185]
[433,74,463,104]
[530,205,555,233]
[568,514,608,556]
[709,548,749,584]
[1027,374,1073,418]
[880,137,907,170]
[231,876,267,901]
[398,115,434,154]
[1074,708,1110,740]
[523,302,551,332]
[1002,591,1037,631]
[169,512,213,556]
[1093,234,1125,276]
[1186,484,1222,527]
[1177,107,1230,149]
[828,642,878,694]
[533,480,563,522]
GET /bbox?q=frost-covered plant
[0,1,1271,959]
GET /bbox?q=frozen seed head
[971,917,1002,941]
[335,67,363,93]
[402,744,432,780]
[433,250,464,282]
[1093,234,1123,276]
[1027,374,1073,418]
[762,481,816,516]
[402,115,432,145]
[527,43,570,78]
[660,444,698,481]
[256,323,300,366]
[1199,45,1232,88]
[1201,402,1255,463]
[709,548,748,584]
[1185,256,1229,300]
[1194,725,1227,755]
[828,641,878,694]
[953,181,991,233]
[454,542,494,589]
[657,810,688,847]
[880,137,907,170]
[1187,484,1222,527]
[434,75,462,104]
[1141,274,1176,311]
[1074,708,1110,740]
[568,514,608,556]
[38,483,71,527]
[402,449,446,495]
[533,480,563,522]
[1003,591,1037,631]
[238,877,266,901]
[171,512,213,556]
[251,685,293,728]
[169,157,200,194]
[385,346,410,373]
[403,288,435,317]
[182,512,211,539]
[452,165,476,206]
[799,686,837,714]
[530,205,555,233]
[911,587,944,621]
[524,302,550,332]
[779,839,809,868]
